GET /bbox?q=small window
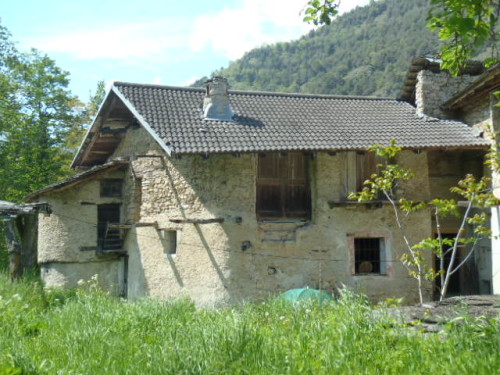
[354,237,386,274]
[256,152,311,220]
[100,179,123,198]
[162,230,177,255]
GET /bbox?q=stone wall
[39,124,489,304]
[104,128,437,305]
[415,70,475,118]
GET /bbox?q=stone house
[26,61,495,306]
[401,57,500,296]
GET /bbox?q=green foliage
[0,272,499,374]
[303,0,339,25]
[427,0,499,75]
[349,141,497,302]
[0,22,84,202]
[194,0,450,97]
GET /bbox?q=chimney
[203,77,234,121]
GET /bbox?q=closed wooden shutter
[356,152,377,192]
[257,152,310,219]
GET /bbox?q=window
[100,179,123,198]
[162,230,177,255]
[345,152,379,196]
[354,237,386,274]
[356,152,377,192]
[97,204,122,250]
[256,152,311,220]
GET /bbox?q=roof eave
[111,85,172,157]
[169,143,490,157]
[25,160,129,202]
[442,65,500,110]
[71,87,116,169]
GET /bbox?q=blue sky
[2,0,370,102]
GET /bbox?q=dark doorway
[97,204,122,250]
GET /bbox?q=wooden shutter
[356,152,377,192]
[257,152,310,219]
[285,152,311,218]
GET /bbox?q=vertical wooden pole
[5,219,22,280]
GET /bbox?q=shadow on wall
[125,229,150,300]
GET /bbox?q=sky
[2,0,370,102]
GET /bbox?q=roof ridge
[113,81,204,92]
[112,81,397,101]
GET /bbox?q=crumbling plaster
[108,127,434,305]
[37,170,126,293]
[38,124,446,305]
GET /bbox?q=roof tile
[113,82,489,154]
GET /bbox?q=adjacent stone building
[27,62,497,306]
[401,57,500,295]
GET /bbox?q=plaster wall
[110,127,435,305]
[37,170,126,294]
[41,260,124,294]
[38,123,481,305]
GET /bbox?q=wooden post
[20,215,38,271]
[5,219,22,280]
[1,201,49,280]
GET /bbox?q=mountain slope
[194,0,440,97]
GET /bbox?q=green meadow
[0,272,499,375]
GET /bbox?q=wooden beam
[169,218,224,224]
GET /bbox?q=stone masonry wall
[415,70,475,118]
[38,125,446,305]
[108,127,435,305]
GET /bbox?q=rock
[374,295,500,332]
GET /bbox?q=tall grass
[0,272,499,374]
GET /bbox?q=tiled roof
[113,82,489,155]
[25,160,128,201]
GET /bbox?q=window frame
[162,230,178,256]
[256,152,311,221]
[100,179,123,198]
[348,232,391,276]
[345,151,382,197]
[97,203,122,251]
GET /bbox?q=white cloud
[188,0,371,60]
[183,76,200,86]
[152,76,162,85]
[338,0,371,14]
[188,0,313,60]
[23,18,186,60]
[20,0,371,63]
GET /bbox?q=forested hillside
[193,0,441,97]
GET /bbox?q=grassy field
[0,273,499,374]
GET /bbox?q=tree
[0,23,83,202]
[349,141,497,304]
[0,22,95,272]
[427,0,499,75]
[304,0,500,74]
[60,80,106,175]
